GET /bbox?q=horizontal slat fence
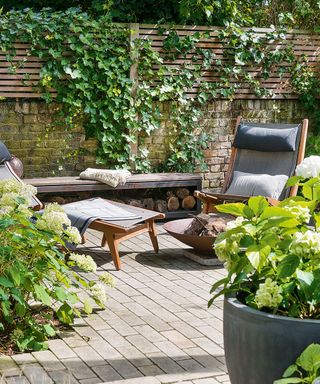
[139,24,320,99]
[0,24,319,99]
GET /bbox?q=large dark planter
[224,296,320,384]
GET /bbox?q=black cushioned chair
[195,116,309,213]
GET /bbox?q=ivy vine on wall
[0,8,318,173]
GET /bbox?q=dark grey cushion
[226,171,288,199]
[0,141,12,164]
[233,124,299,152]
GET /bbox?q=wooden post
[129,23,139,171]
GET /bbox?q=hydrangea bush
[0,179,114,352]
[209,156,320,319]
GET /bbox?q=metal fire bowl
[163,218,216,254]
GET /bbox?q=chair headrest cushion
[0,140,12,164]
[233,123,299,152]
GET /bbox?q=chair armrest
[194,190,280,213]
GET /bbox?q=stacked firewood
[126,187,196,213]
[184,213,234,237]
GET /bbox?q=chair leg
[104,232,121,270]
[101,233,107,247]
[147,220,159,253]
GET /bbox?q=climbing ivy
[0,8,318,173]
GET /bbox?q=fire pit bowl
[163,218,216,254]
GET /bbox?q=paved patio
[0,224,229,384]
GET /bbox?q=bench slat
[23,173,202,193]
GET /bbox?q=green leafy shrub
[0,179,114,352]
[274,343,320,383]
[209,156,320,319]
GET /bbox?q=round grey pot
[224,296,320,384]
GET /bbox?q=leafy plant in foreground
[209,156,320,319]
[274,343,320,384]
[0,179,114,352]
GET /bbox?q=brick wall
[0,99,305,187]
[0,100,97,178]
[147,99,306,190]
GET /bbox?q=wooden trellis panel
[0,43,57,98]
[139,24,320,99]
[0,24,319,99]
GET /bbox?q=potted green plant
[210,156,320,384]
[0,179,114,352]
[274,343,320,384]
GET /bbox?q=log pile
[184,213,234,237]
[44,187,197,213]
[127,187,197,213]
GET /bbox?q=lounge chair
[195,116,309,213]
[0,154,164,270]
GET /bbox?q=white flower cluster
[90,283,107,305]
[214,237,239,262]
[255,278,283,309]
[296,156,320,178]
[36,203,81,243]
[283,204,311,223]
[99,272,115,287]
[64,226,82,244]
[225,216,245,231]
[36,204,71,236]
[0,179,37,216]
[69,253,97,273]
[291,230,320,257]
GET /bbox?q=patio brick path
[0,224,230,384]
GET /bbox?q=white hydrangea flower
[255,278,283,309]
[90,283,107,305]
[69,253,97,273]
[296,156,320,178]
[214,237,239,263]
[214,238,228,261]
[99,272,115,287]
[283,205,311,223]
[0,180,36,217]
[43,202,65,214]
[291,230,320,257]
[0,179,36,205]
[226,216,245,231]
[0,192,19,208]
[37,210,71,236]
[64,226,82,244]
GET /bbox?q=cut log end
[182,195,196,210]
[154,199,167,213]
[167,196,180,211]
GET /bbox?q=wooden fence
[0,24,319,99]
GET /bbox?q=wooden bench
[24,173,202,219]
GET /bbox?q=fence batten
[0,23,318,99]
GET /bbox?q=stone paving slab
[0,224,230,384]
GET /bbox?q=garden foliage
[274,343,320,383]
[209,157,320,319]
[0,179,114,352]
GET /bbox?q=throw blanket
[79,168,131,187]
[63,198,142,236]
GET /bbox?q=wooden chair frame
[195,116,309,213]
[3,161,164,270]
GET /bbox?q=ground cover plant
[0,179,114,353]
